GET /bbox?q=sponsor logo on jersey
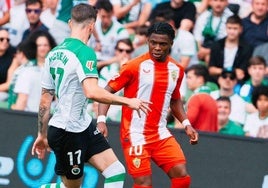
[142,68,150,73]
[71,165,81,175]
[132,157,141,168]
[86,61,94,71]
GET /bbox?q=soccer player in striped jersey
[98,22,199,188]
[31,4,150,188]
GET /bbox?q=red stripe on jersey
[108,53,184,147]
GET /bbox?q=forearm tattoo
[38,106,47,133]
[38,88,55,133]
[42,88,55,96]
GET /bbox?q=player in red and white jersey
[98,22,198,188]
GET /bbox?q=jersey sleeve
[171,63,185,99]
[76,47,99,82]
[108,62,134,92]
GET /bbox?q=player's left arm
[170,98,198,145]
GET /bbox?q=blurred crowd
[0,0,268,139]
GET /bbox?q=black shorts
[47,123,111,179]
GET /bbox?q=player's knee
[168,164,188,178]
[102,160,126,179]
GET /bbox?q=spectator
[22,0,48,41]
[98,21,198,188]
[89,0,129,61]
[0,0,10,27]
[47,0,89,44]
[29,30,56,66]
[244,85,268,138]
[238,56,268,113]
[8,0,29,47]
[10,30,56,112]
[171,27,199,69]
[40,0,58,29]
[149,0,196,31]
[89,38,134,122]
[241,0,268,48]
[227,0,252,18]
[0,28,16,101]
[7,39,37,109]
[185,64,218,132]
[110,0,152,34]
[193,0,233,64]
[97,38,134,85]
[216,96,245,136]
[131,24,149,58]
[208,14,253,83]
[189,0,209,15]
[252,42,268,77]
[211,69,247,125]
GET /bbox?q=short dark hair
[115,38,134,52]
[147,22,175,41]
[248,56,266,67]
[186,64,209,83]
[25,0,43,8]
[226,15,242,26]
[251,85,268,108]
[71,3,98,23]
[216,96,231,104]
[95,0,113,12]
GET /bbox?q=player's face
[148,33,172,62]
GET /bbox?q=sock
[171,175,191,188]
[133,184,152,188]
[40,182,66,188]
[102,160,126,188]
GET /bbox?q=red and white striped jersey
[108,52,185,147]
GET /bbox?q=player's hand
[97,122,108,138]
[128,98,152,117]
[185,125,198,145]
[31,134,50,159]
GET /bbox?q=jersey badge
[86,61,94,71]
[71,165,81,175]
[171,70,177,82]
[133,157,141,168]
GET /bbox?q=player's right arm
[82,77,151,116]
[31,88,54,159]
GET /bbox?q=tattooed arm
[38,88,55,135]
[32,88,55,159]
